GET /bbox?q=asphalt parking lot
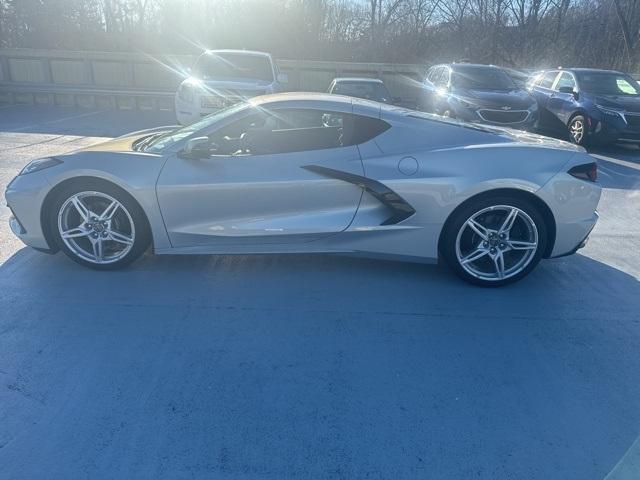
[0,104,639,479]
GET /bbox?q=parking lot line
[592,153,640,171]
[6,109,107,133]
[605,435,640,479]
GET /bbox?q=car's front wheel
[49,181,151,270]
[568,114,589,146]
[441,196,548,286]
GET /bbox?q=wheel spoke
[71,196,91,221]
[493,252,505,279]
[499,208,518,234]
[509,240,537,250]
[467,218,489,240]
[59,191,136,265]
[461,247,488,265]
[99,200,120,221]
[108,230,133,246]
[61,227,90,239]
[92,238,103,261]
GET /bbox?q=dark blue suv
[529,68,640,146]
[418,63,538,130]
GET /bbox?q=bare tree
[0,0,636,71]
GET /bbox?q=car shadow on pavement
[1,248,639,479]
[0,247,638,334]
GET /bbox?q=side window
[527,73,543,89]
[428,66,442,86]
[439,67,450,87]
[426,67,437,84]
[555,72,576,91]
[350,116,391,144]
[539,71,559,89]
[433,67,447,87]
[209,108,351,156]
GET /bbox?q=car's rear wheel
[49,181,150,270]
[441,196,548,286]
[568,114,589,146]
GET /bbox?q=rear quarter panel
[350,119,582,259]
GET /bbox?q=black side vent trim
[302,165,416,226]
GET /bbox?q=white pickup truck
[175,49,288,125]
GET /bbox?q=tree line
[0,0,638,71]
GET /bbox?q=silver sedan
[5,93,601,286]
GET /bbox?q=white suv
[175,50,288,125]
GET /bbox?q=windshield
[144,103,249,153]
[331,81,391,103]
[575,71,640,96]
[452,66,516,90]
[193,52,274,82]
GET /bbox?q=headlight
[596,105,625,121]
[178,83,194,103]
[20,157,63,175]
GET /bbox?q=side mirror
[558,86,578,99]
[277,72,289,84]
[180,136,211,159]
[392,97,402,105]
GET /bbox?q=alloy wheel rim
[570,119,584,143]
[455,205,539,281]
[57,191,135,264]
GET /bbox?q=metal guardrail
[0,48,425,111]
[8,49,634,113]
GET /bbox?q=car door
[548,72,578,125]
[156,107,365,248]
[531,71,560,128]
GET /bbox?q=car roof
[543,67,623,74]
[252,92,351,105]
[249,92,383,117]
[444,63,503,70]
[332,77,384,84]
[202,49,272,58]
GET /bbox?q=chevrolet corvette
[5,93,601,286]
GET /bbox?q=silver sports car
[5,93,601,286]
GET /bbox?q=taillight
[568,162,597,182]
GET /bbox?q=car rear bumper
[552,216,597,258]
[536,167,602,258]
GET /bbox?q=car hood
[456,88,535,109]
[592,94,640,113]
[80,126,179,153]
[191,78,274,91]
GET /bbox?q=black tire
[48,179,151,270]
[440,195,548,287]
[568,114,589,146]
